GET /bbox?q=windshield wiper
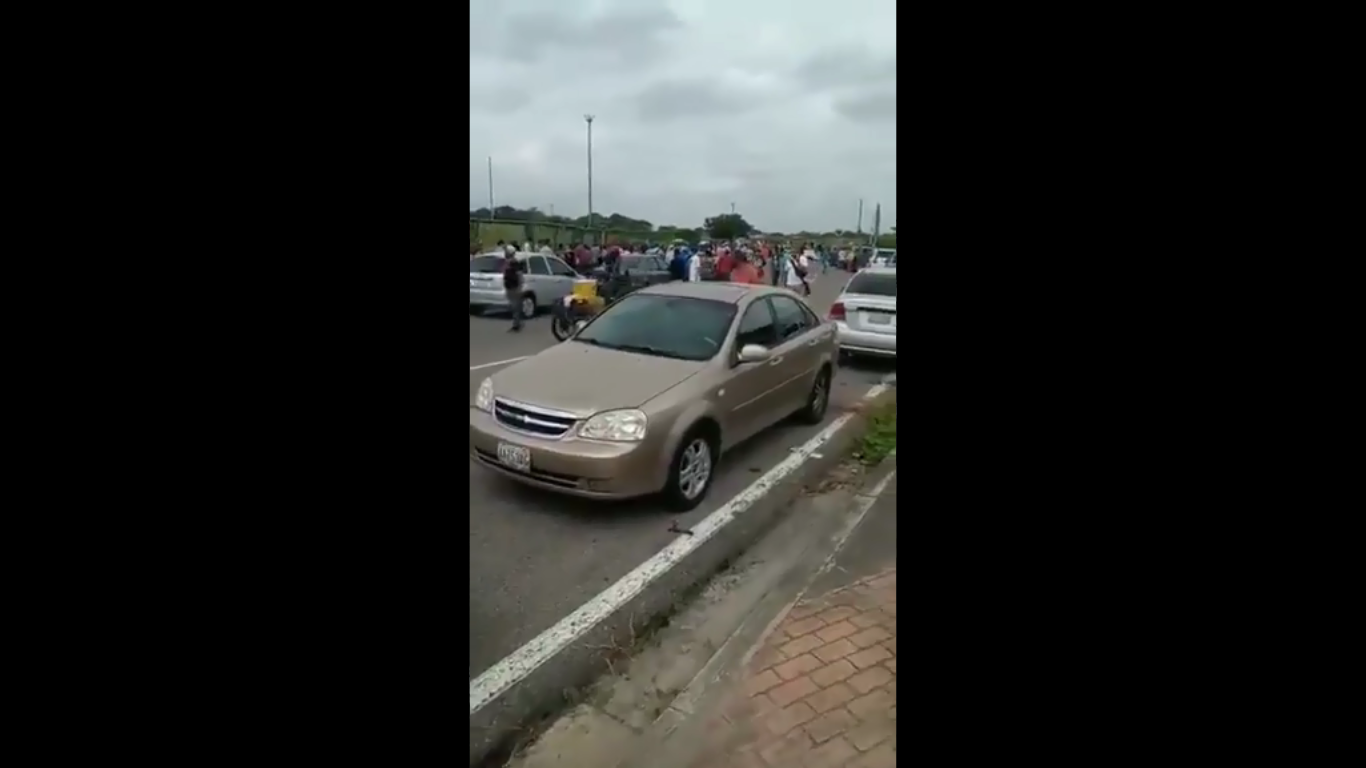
[576,337,691,360]
[609,343,689,360]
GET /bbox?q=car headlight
[474,377,494,412]
[577,409,647,442]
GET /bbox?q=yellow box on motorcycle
[572,278,599,300]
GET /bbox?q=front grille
[493,398,576,437]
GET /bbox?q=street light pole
[730,202,736,215]
[585,115,595,234]
[487,157,495,221]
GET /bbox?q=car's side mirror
[736,344,770,364]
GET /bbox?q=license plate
[864,312,893,326]
[497,442,531,471]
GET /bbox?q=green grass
[855,401,897,466]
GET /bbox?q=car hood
[490,341,706,415]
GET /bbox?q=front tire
[520,293,538,319]
[661,426,718,511]
[551,312,574,341]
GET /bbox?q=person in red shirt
[714,247,735,281]
[574,242,592,270]
[729,252,763,284]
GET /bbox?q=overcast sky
[469,0,897,234]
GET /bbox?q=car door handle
[767,356,785,366]
[806,338,821,347]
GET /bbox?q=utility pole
[730,202,736,215]
[585,115,595,233]
[487,157,495,221]
[856,199,864,234]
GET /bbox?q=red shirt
[715,253,735,279]
[730,262,762,284]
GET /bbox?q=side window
[769,296,813,342]
[527,256,551,276]
[735,299,778,348]
[798,302,821,328]
[647,257,666,271]
[547,257,576,276]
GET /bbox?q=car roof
[636,280,785,304]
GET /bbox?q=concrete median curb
[469,382,897,766]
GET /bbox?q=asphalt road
[468,268,894,679]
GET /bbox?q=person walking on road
[502,245,526,332]
[785,248,811,296]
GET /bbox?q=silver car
[469,251,581,317]
[830,266,896,359]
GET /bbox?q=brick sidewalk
[682,569,897,768]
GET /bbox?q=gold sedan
[470,282,838,510]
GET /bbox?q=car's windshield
[575,294,737,361]
[847,272,897,297]
[471,255,507,274]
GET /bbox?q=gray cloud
[471,85,532,115]
[632,79,760,122]
[795,50,898,91]
[469,0,898,234]
[471,3,682,63]
[834,89,898,122]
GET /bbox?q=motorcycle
[550,268,634,341]
[551,294,604,340]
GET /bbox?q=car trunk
[841,293,897,334]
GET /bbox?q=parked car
[607,253,674,292]
[469,251,581,317]
[870,249,897,268]
[830,266,896,360]
[470,282,837,510]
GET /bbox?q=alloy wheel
[678,439,712,500]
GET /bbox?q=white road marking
[469,376,894,714]
[470,356,529,371]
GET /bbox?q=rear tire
[795,366,832,425]
[520,293,537,318]
[661,425,718,512]
[469,305,483,316]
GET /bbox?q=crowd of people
[475,238,864,333]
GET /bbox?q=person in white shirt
[784,250,811,296]
[687,248,701,282]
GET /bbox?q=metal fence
[469,219,657,250]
